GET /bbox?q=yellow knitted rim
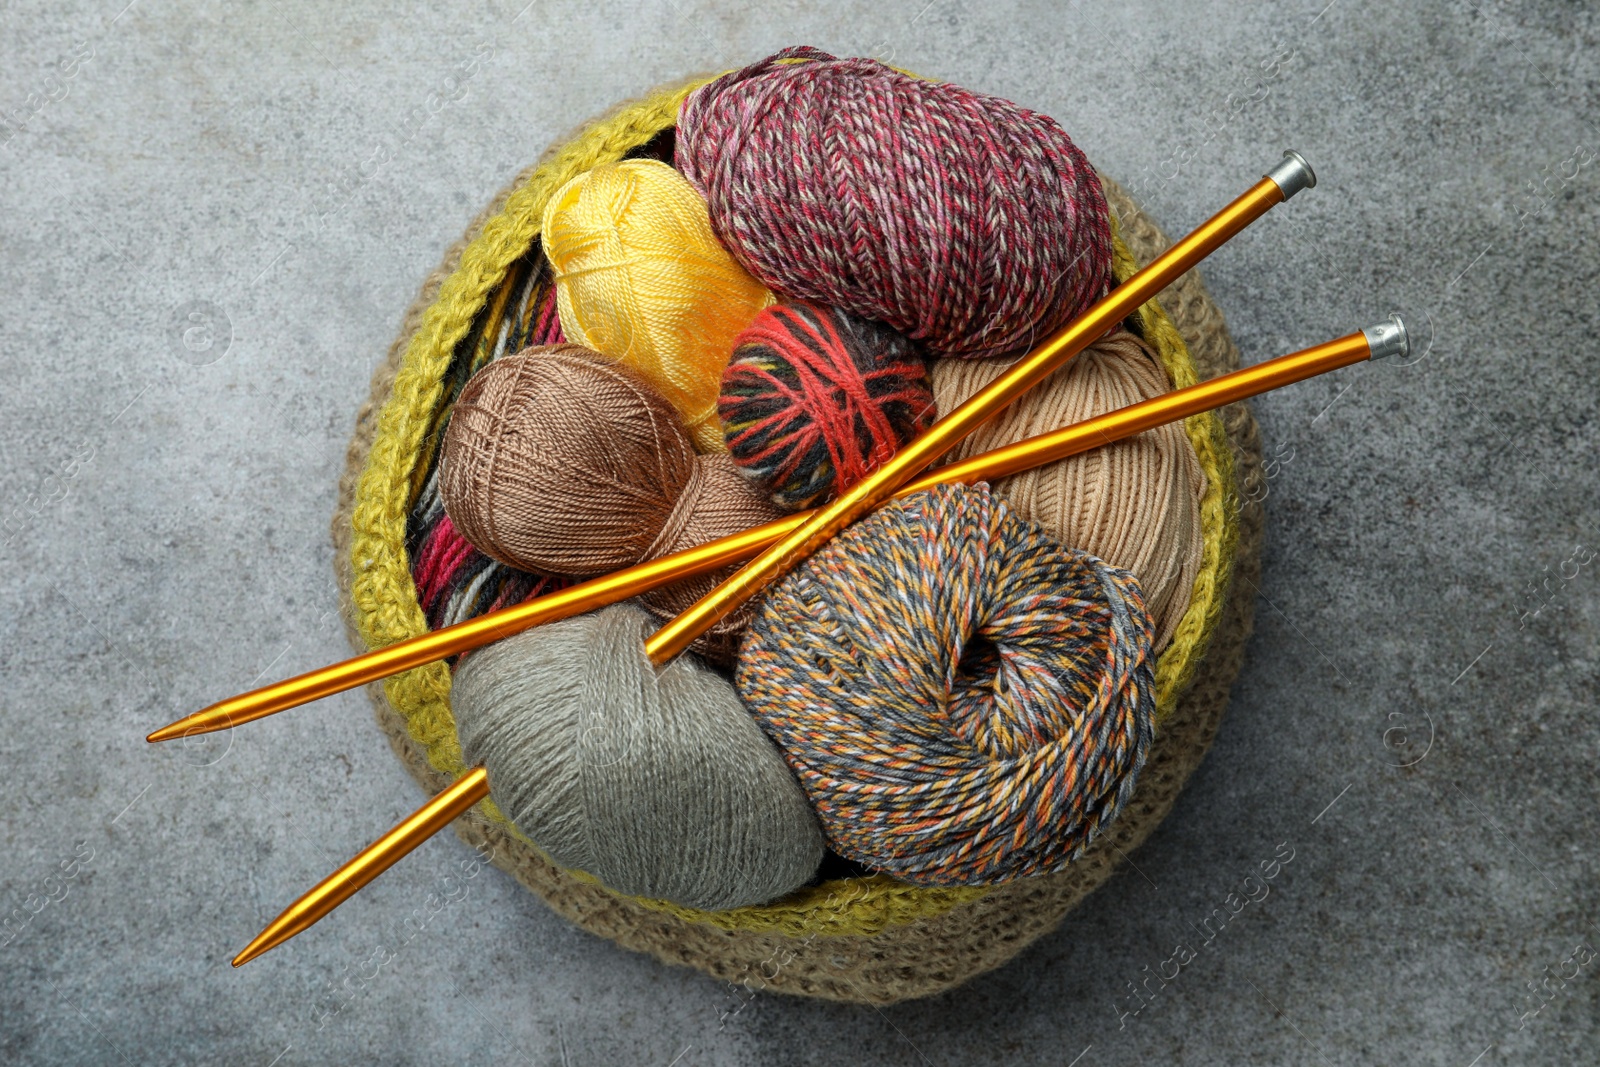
[348,72,1238,938]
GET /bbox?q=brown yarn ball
[930,330,1203,651]
[440,344,783,661]
[633,454,780,666]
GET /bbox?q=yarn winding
[676,45,1114,359]
[438,344,781,662]
[452,600,824,910]
[931,330,1205,651]
[737,482,1156,886]
[541,158,774,452]
[719,300,937,511]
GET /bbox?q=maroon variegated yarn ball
[718,300,937,511]
[676,45,1115,360]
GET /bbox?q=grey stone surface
[1,0,1595,1062]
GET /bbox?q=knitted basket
[334,71,1265,1004]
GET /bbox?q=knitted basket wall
[333,71,1265,1005]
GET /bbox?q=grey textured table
[2,1,1595,1063]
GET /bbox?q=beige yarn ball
[930,329,1204,651]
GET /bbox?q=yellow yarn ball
[541,159,774,453]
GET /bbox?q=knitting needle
[648,150,1318,660]
[231,767,490,967]
[154,298,1386,746]
[156,152,1315,747]
[229,314,1408,966]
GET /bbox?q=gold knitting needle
[150,518,795,742]
[230,152,1318,964]
[156,152,1316,746]
[232,767,489,966]
[157,300,1382,746]
[230,315,1408,966]
[648,151,1319,660]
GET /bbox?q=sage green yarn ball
[451,601,824,910]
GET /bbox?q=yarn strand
[678,46,1113,359]
[720,300,936,509]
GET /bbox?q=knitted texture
[341,61,1241,964]
[738,483,1155,885]
[452,600,824,910]
[349,79,701,793]
[339,157,1257,999]
[542,158,774,452]
[719,300,936,511]
[676,46,1114,359]
[931,330,1204,651]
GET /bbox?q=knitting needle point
[230,317,1405,963]
[147,519,797,743]
[152,154,1316,746]
[232,766,490,967]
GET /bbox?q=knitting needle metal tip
[1362,314,1408,360]
[232,765,491,967]
[146,518,798,743]
[1266,149,1316,198]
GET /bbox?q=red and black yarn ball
[718,300,937,511]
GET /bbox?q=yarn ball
[718,300,937,511]
[676,45,1114,360]
[541,158,775,452]
[737,482,1155,886]
[453,600,824,910]
[931,330,1204,651]
[438,344,782,662]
